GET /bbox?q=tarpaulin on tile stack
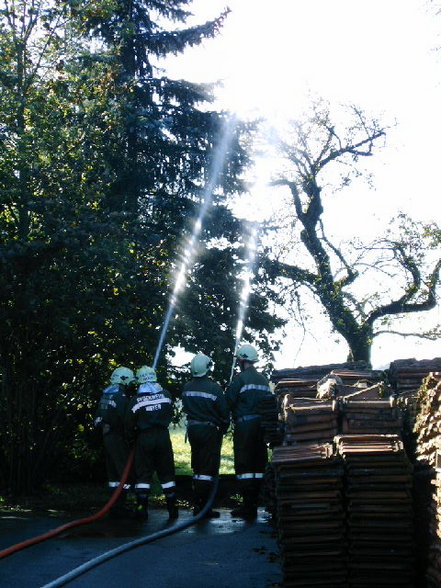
[327,368,387,401]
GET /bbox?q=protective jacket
[182,376,229,432]
[227,364,272,518]
[125,382,176,499]
[125,382,173,441]
[94,383,130,492]
[95,384,129,435]
[182,375,228,515]
[226,365,271,422]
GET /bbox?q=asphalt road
[0,508,282,587]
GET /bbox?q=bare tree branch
[373,328,441,340]
[267,100,440,362]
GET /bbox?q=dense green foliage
[0,1,282,494]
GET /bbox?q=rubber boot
[134,492,149,521]
[193,480,220,518]
[192,479,204,516]
[165,492,179,520]
[231,488,257,520]
[109,488,131,519]
[196,483,220,519]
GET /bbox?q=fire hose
[0,449,135,560]
[41,476,219,588]
[0,447,219,587]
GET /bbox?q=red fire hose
[42,476,219,588]
[0,449,134,560]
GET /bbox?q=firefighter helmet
[235,344,258,363]
[190,353,212,377]
[136,365,157,384]
[110,366,135,385]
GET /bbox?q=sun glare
[162,0,441,369]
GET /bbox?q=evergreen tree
[80,0,279,374]
[0,1,282,493]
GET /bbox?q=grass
[0,425,236,514]
[170,423,235,476]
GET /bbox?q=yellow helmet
[236,344,258,363]
[136,365,157,384]
[190,353,212,377]
[110,366,135,385]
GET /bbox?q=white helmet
[236,344,258,363]
[190,353,212,377]
[136,365,157,384]
[110,366,135,385]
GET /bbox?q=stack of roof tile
[414,373,441,586]
[336,383,384,401]
[271,443,346,587]
[340,398,403,435]
[336,434,415,587]
[331,368,385,386]
[414,372,441,467]
[426,453,441,587]
[388,358,441,396]
[328,369,388,401]
[282,395,339,444]
[275,377,320,399]
[257,393,284,448]
[272,362,371,400]
[272,361,371,386]
[388,359,441,434]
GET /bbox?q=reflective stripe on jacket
[226,366,271,421]
[94,384,128,434]
[182,376,229,431]
[125,385,174,439]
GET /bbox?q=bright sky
[163,0,441,370]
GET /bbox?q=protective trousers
[134,427,175,487]
[103,432,131,517]
[134,427,178,520]
[188,423,222,515]
[103,431,129,488]
[233,418,267,518]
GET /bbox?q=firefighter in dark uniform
[226,344,271,520]
[182,353,229,518]
[125,366,178,521]
[94,366,134,517]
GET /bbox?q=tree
[0,0,150,492]
[80,0,283,376]
[0,1,282,493]
[169,214,285,383]
[263,100,441,364]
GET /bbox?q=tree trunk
[345,328,373,365]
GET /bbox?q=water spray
[227,126,274,383]
[229,222,259,383]
[152,117,237,369]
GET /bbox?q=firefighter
[182,353,229,518]
[94,366,134,518]
[125,365,178,521]
[226,344,271,520]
